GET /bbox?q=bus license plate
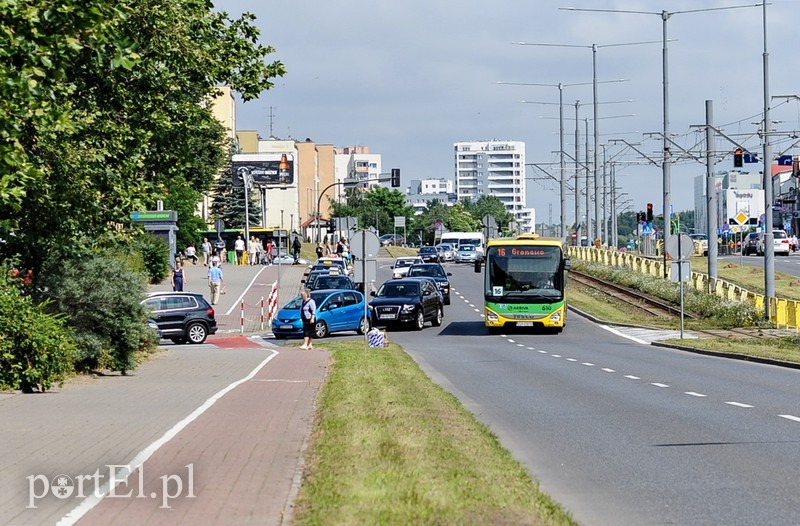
[517,322,534,327]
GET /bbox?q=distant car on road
[757,230,790,256]
[454,244,479,263]
[743,232,759,255]
[407,263,452,305]
[369,277,444,330]
[391,256,424,279]
[689,233,708,256]
[417,245,441,263]
[142,292,217,344]
[435,243,455,262]
[380,234,405,246]
[272,289,370,339]
[307,274,355,291]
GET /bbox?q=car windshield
[377,282,420,298]
[284,292,328,309]
[460,245,475,252]
[437,244,452,250]
[395,259,416,268]
[314,276,352,289]
[419,247,436,254]
[408,265,445,278]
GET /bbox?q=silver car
[454,244,478,263]
[435,243,455,262]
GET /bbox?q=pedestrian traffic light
[733,148,743,168]
[391,168,400,188]
[327,219,335,233]
[646,203,653,222]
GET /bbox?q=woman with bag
[300,289,316,350]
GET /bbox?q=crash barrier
[567,247,795,329]
[237,281,279,334]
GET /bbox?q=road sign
[641,222,654,236]
[349,229,380,262]
[670,260,692,283]
[734,212,748,226]
[665,232,693,260]
[215,218,225,233]
[394,216,406,228]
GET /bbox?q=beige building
[201,86,237,222]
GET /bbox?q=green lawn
[293,341,575,526]
[689,256,800,301]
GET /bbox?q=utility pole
[705,100,718,287]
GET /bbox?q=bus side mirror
[564,258,571,271]
[474,259,482,273]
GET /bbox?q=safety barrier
[567,246,796,329]
[237,280,279,334]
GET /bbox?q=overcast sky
[213,0,800,225]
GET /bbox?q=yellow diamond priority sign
[734,212,748,226]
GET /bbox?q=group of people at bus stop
[188,234,304,266]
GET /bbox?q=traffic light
[646,203,653,222]
[733,148,743,168]
[391,168,400,188]
[636,211,644,222]
[327,219,335,234]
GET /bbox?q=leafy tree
[446,203,480,232]
[409,200,450,246]
[209,174,263,230]
[462,195,512,229]
[330,186,413,236]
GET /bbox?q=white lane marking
[468,304,475,308]
[474,308,480,312]
[779,414,800,423]
[651,383,669,388]
[517,344,525,347]
[538,350,548,354]
[602,368,615,373]
[552,354,562,358]
[599,324,650,345]
[685,392,707,397]
[224,266,268,316]
[624,375,640,380]
[566,358,577,362]
[507,339,515,343]
[582,362,595,366]
[725,401,754,408]
[480,314,485,318]
[57,349,280,526]
[526,347,535,350]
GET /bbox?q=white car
[689,234,708,256]
[757,230,791,256]
[391,257,423,279]
[435,243,455,262]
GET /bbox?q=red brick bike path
[77,346,328,526]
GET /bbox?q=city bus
[474,233,570,333]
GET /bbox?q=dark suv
[743,232,759,255]
[407,263,451,304]
[142,292,217,344]
[417,246,441,263]
[369,277,443,330]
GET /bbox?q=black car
[307,274,355,291]
[417,246,441,263]
[407,263,451,305]
[743,232,759,255]
[142,292,218,344]
[369,277,444,330]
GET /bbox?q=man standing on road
[214,236,226,263]
[201,237,212,266]
[235,235,246,266]
[208,262,224,305]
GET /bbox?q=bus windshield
[486,245,563,298]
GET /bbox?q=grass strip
[294,341,575,526]
[660,336,800,364]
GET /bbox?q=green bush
[133,233,170,284]
[0,279,75,393]
[38,254,156,374]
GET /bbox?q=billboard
[232,153,294,186]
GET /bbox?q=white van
[440,232,485,257]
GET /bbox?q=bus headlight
[549,312,561,323]
[486,311,499,322]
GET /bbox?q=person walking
[248,236,258,265]
[234,235,246,266]
[208,261,224,305]
[201,237,212,266]
[171,262,186,292]
[214,236,226,263]
[300,288,316,350]
[266,240,274,265]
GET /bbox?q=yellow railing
[567,247,794,329]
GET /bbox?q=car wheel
[170,336,187,345]
[357,316,369,335]
[414,309,425,330]
[314,320,329,338]
[431,306,443,327]
[186,322,208,344]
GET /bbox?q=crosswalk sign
[641,222,654,236]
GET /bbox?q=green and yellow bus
[474,233,570,333]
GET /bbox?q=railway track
[569,271,698,320]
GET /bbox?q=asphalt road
[383,261,800,525]
[717,251,800,278]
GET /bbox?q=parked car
[743,232,760,255]
[435,243,455,262]
[689,233,708,256]
[417,245,441,263]
[391,256,424,279]
[454,244,479,263]
[369,277,444,330]
[758,230,790,256]
[307,274,355,291]
[272,289,370,339]
[379,234,405,246]
[142,292,218,344]
[407,263,452,305]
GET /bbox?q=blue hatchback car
[271,289,370,339]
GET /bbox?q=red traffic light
[733,148,743,168]
[646,203,654,222]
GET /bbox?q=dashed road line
[725,401,754,408]
[624,375,640,380]
[685,392,707,397]
[582,362,595,366]
[602,368,615,373]
[651,383,669,388]
[526,347,535,350]
[474,308,480,312]
[507,339,515,343]
[779,414,800,423]
[538,350,548,354]
[566,358,577,362]
[517,343,525,347]
[552,354,562,358]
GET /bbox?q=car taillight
[207,307,215,318]
[782,240,788,244]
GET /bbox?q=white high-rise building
[454,140,530,230]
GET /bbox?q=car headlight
[486,311,499,322]
[549,312,561,323]
[401,304,415,313]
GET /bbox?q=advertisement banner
[232,153,294,186]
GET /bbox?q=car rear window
[774,231,787,239]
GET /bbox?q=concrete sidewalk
[1,338,328,526]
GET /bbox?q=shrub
[37,254,156,374]
[0,278,75,392]
[132,233,170,284]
